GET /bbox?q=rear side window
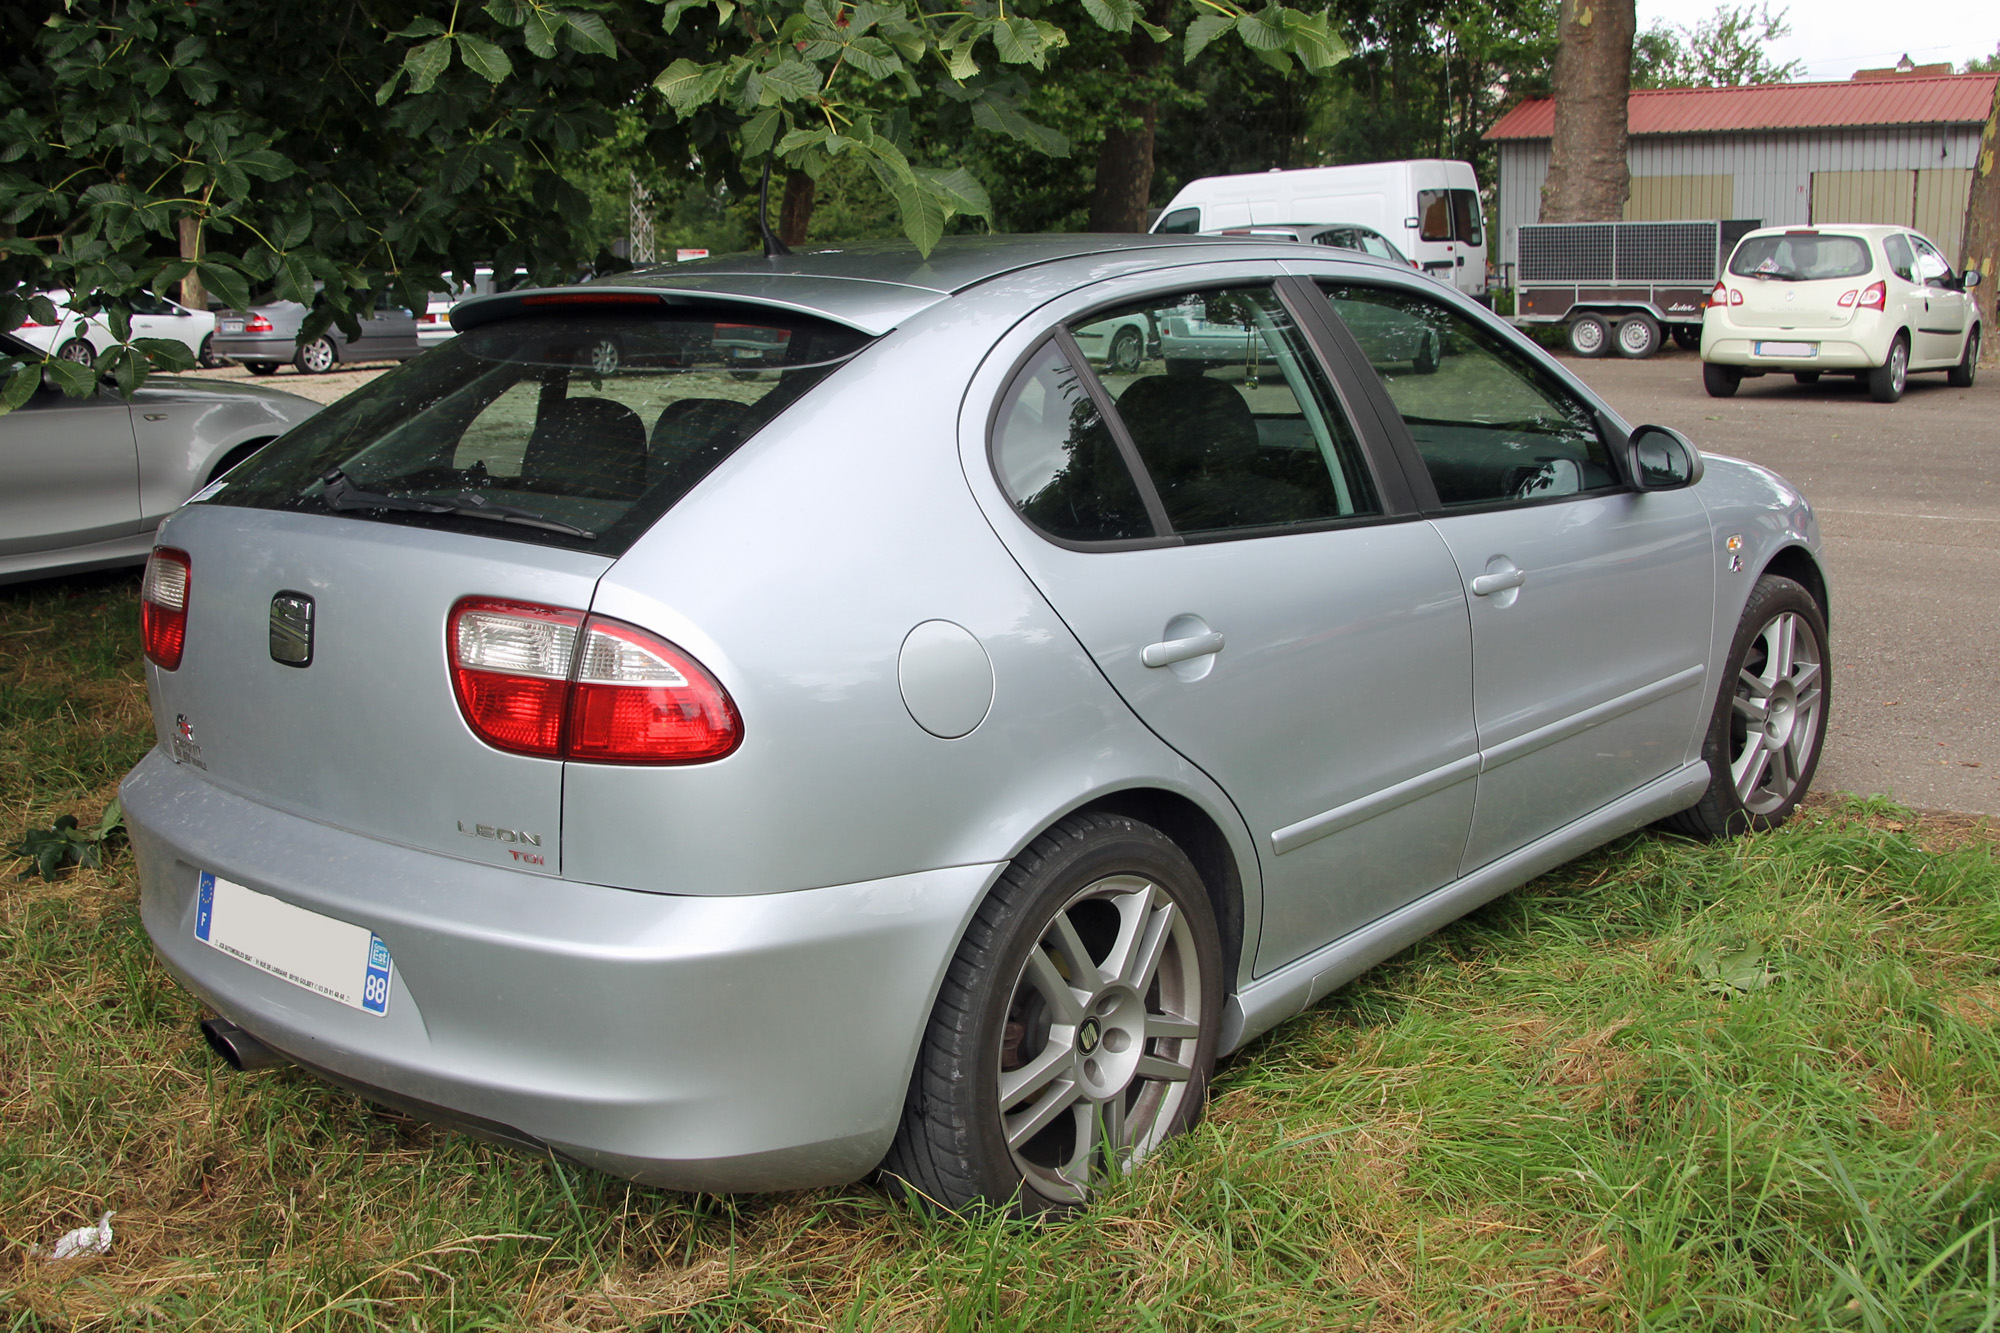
[207,309,871,554]
[1883,234,1917,282]
[1728,234,1871,281]
[991,341,1155,543]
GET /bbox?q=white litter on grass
[37,1211,115,1261]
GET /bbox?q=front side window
[1910,236,1953,286]
[1728,234,1872,281]
[1071,286,1378,537]
[1418,190,1452,242]
[1320,283,1617,508]
[991,341,1155,543]
[208,309,871,554]
[1155,207,1200,235]
[1883,234,1917,282]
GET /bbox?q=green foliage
[12,801,124,881]
[1963,43,2000,74]
[1634,3,1806,90]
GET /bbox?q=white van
[1152,160,1488,299]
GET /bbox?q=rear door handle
[1142,631,1225,668]
[1470,568,1526,597]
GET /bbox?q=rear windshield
[205,308,872,554]
[1728,234,1872,281]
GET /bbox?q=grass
[4,572,2000,1331]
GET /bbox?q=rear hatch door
[148,503,609,875]
[1732,276,1859,331]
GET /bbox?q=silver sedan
[123,235,1830,1210]
[212,298,422,376]
[0,330,321,585]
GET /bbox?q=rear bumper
[122,750,996,1191]
[210,334,300,363]
[1702,338,1878,371]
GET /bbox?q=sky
[1634,0,2000,80]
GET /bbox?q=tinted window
[1450,190,1484,246]
[1728,234,1872,281]
[1883,234,1917,282]
[208,310,871,555]
[992,341,1154,543]
[1314,227,1396,262]
[1155,208,1200,235]
[1073,287,1378,537]
[1419,190,1451,242]
[1320,283,1616,508]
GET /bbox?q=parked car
[13,289,224,368]
[1153,160,1489,298]
[1204,222,1424,272]
[1701,224,1983,402]
[212,295,422,375]
[419,268,533,348]
[124,235,1829,1212]
[0,330,320,585]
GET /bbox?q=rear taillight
[244,313,274,332]
[418,312,441,323]
[447,598,741,764]
[1729,288,1744,306]
[1837,290,1859,307]
[1857,281,1887,310]
[141,547,191,670]
[1709,282,1727,308]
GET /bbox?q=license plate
[194,872,393,1015]
[1755,341,1815,357]
[220,320,244,333]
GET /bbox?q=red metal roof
[1484,73,1999,141]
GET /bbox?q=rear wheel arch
[1759,544,1829,629]
[1067,788,1247,990]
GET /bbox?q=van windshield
[205,308,872,554]
[1728,234,1871,281]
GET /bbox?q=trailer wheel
[1671,325,1700,351]
[1567,314,1610,358]
[1615,314,1661,359]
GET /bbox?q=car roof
[1736,224,1905,240]
[451,234,1252,337]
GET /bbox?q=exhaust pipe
[200,1017,288,1072]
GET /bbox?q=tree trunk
[1540,0,1637,223]
[1087,20,1167,232]
[177,215,206,311]
[778,171,815,248]
[1962,75,1999,364]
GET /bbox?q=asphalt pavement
[1566,346,1999,816]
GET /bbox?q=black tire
[57,337,95,366]
[205,438,274,485]
[1614,313,1661,359]
[245,362,279,376]
[1703,362,1741,398]
[1107,326,1144,374]
[198,334,227,369]
[1867,333,1908,403]
[1413,329,1441,375]
[1661,574,1829,841]
[1567,314,1610,358]
[1671,324,1701,351]
[1947,327,1980,388]
[294,335,336,374]
[881,812,1222,1215]
[1793,371,1821,384]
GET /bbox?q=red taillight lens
[567,618,742,763]
[1708,282,1727,308]
[1857,281,1887,310]
[244,313,274,332]
[446,598,741,764]
[141,547,191,670]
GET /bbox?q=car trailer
[1512,219,1763,358]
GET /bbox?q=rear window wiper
[318,468,596,539]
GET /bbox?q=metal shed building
[1484,73,1998,272]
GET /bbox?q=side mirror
[1964,268,1984,290]
[1629,424,1704,491]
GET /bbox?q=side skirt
[1219,761,1709,1054]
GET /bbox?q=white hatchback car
[1701,224,1983,402]
[15,289,223,368]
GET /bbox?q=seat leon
[124,235,1832,1211]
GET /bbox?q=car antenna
[758,160,792,260]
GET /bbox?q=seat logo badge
[1078,1017,1102,1054]
[458,821,546,865]
[269,592,315,667]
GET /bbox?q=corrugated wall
[1496,126,1983,269]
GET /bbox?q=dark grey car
[212,295,422,375]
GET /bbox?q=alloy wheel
[1889,339,1907,394]
[1729,610,1824,814]
[996,874,1204,1203]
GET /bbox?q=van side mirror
[1628,424,1703,491]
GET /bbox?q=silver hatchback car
[124,235,1830,1211]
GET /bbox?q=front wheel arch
[1760,543,1830,629]
[205,437,277,486]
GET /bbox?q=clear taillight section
[447,597,741,764]
[1709,281,1727,308]
[141,547,192,670]
[1837,289,1859,307]
[1857,281,1887,310]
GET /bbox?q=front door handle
[1142,631,1226,668]
[1470,567,1526,597]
